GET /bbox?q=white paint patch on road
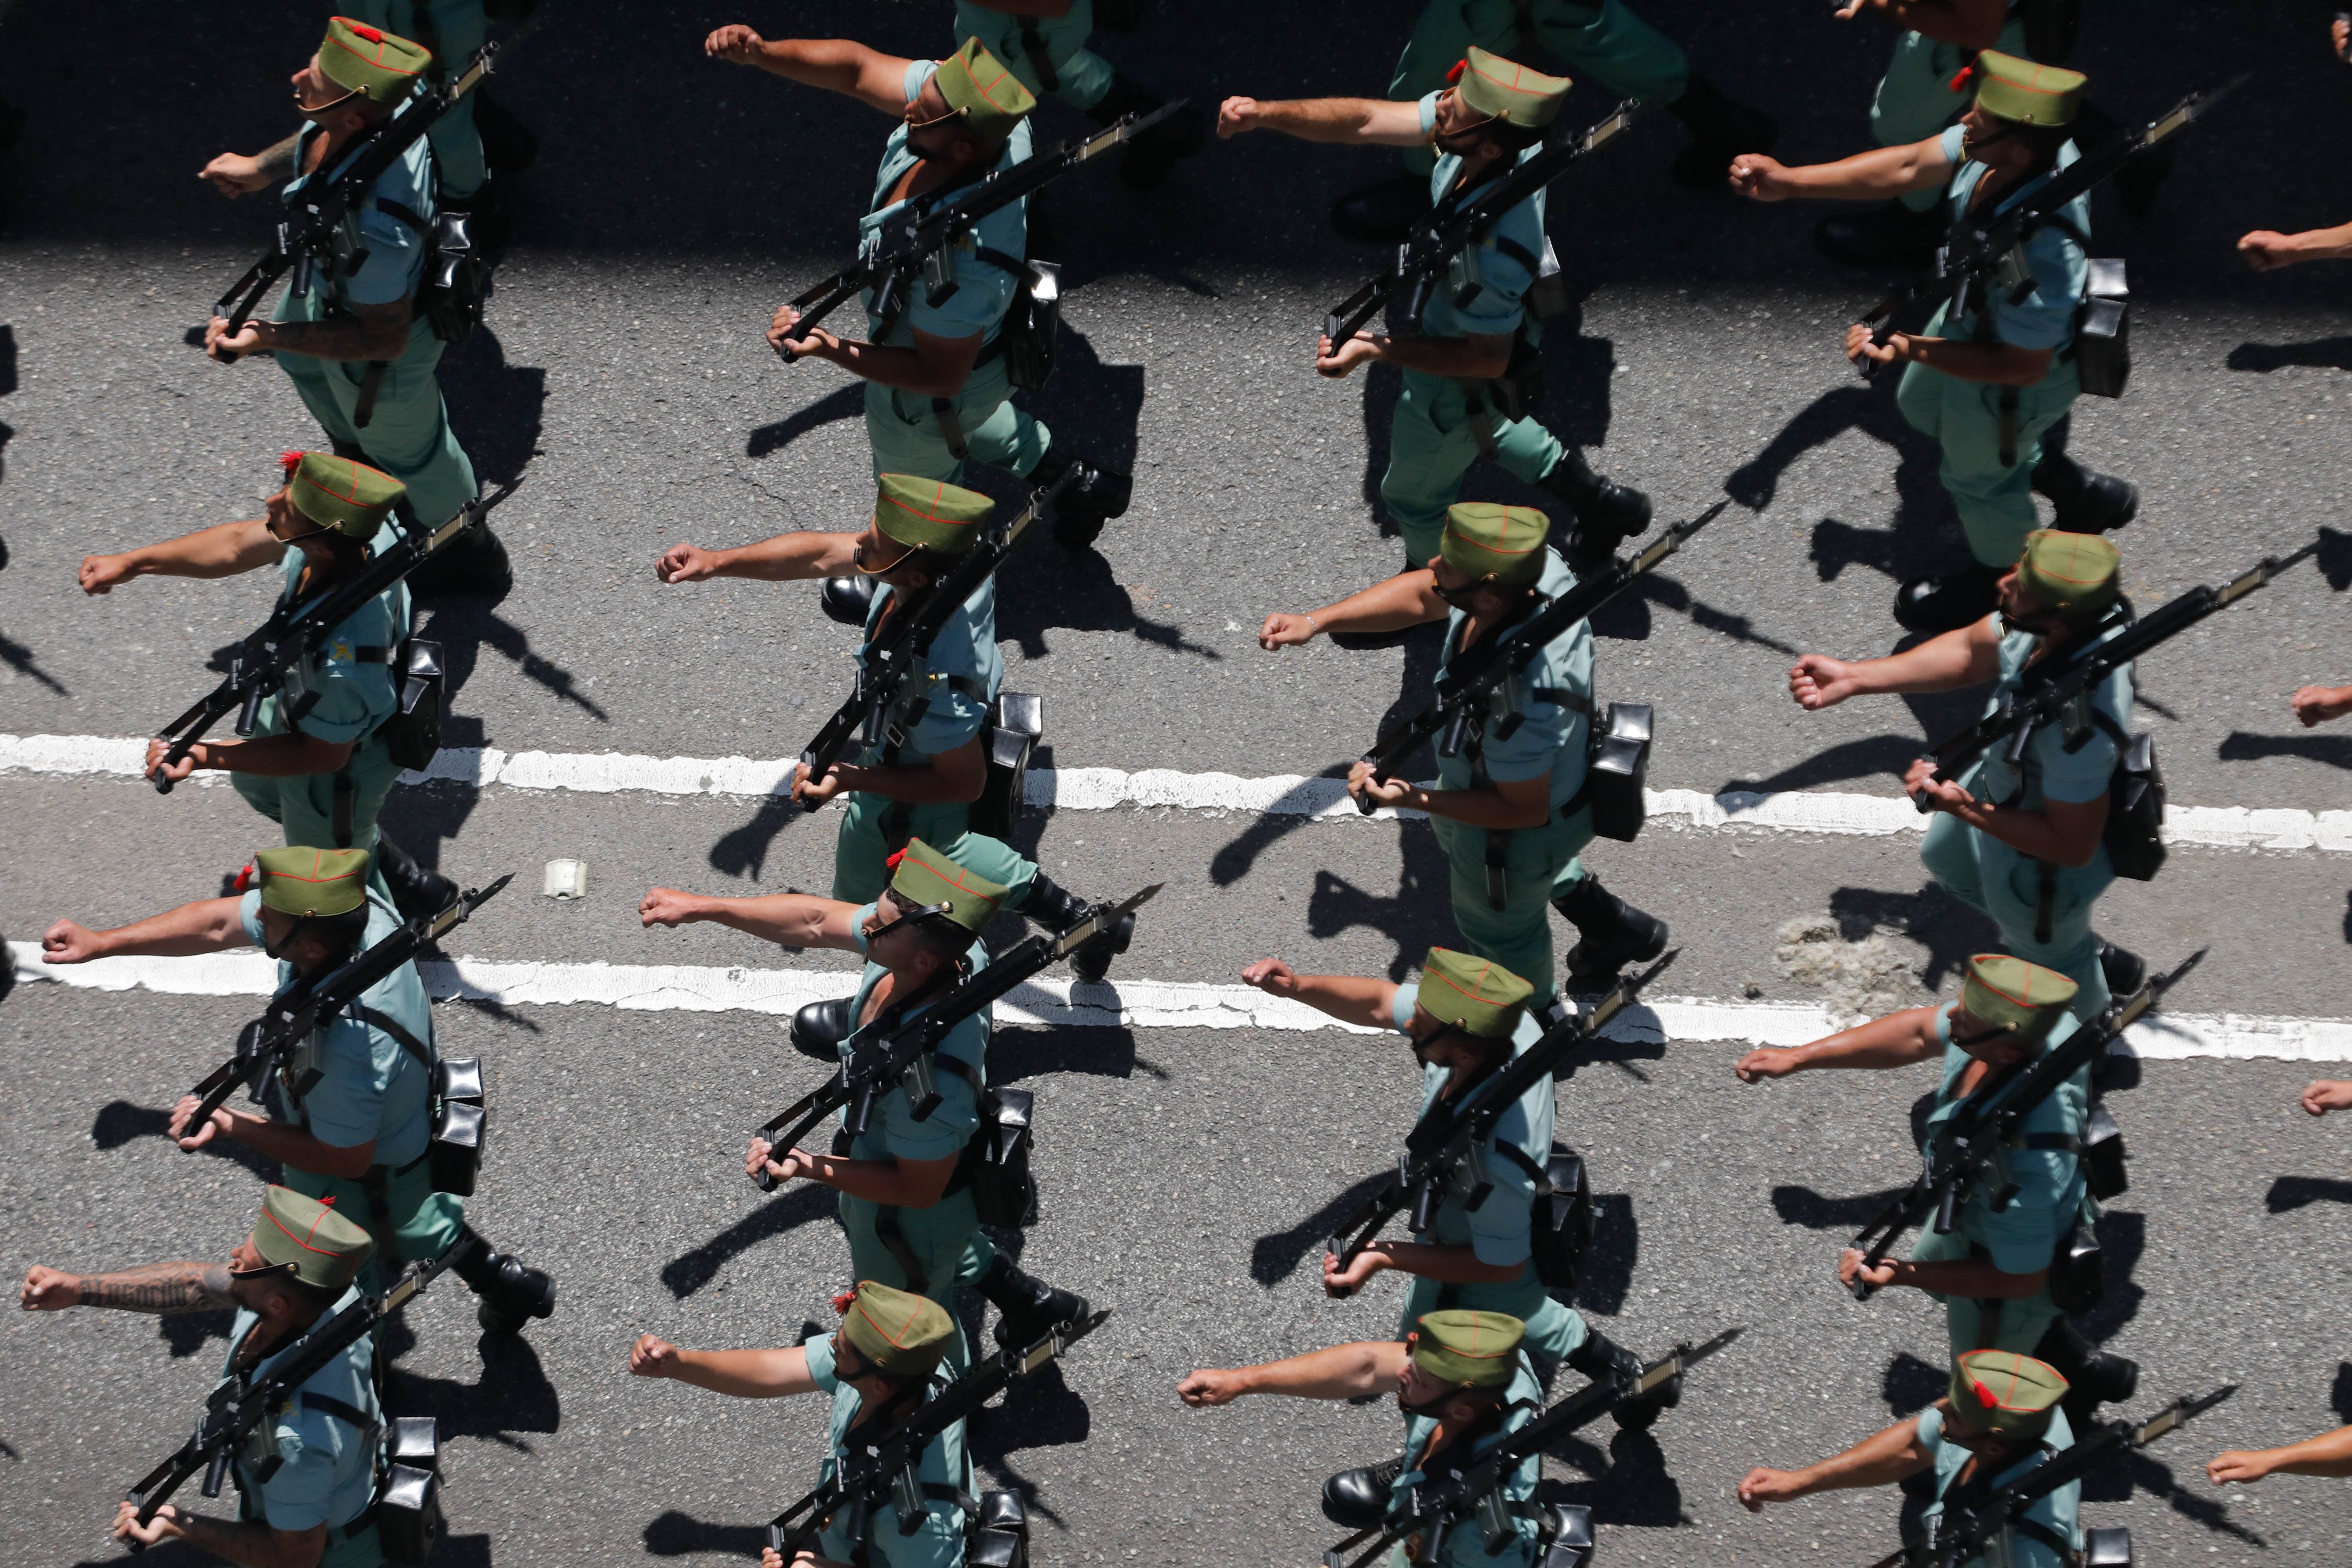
[16,942,2352,1060]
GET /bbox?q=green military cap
[1960,954,2078,1046]
[1441,502,1548,586]
[1454,46,1572,130]
[249,1184,374,1293]
[287,452,406,539]
[255,846,373,919]
[1972,50,2085,128]
[318,17,433,105]
[2015,529,2120,621]
[1419,947,1535,1041]
[875,474,993,558]
[1949,1349,2069,1443]
[890,839,1009,935]
[840,1279,956,1379]
[1410,1309,1524,1389]
[934,38,1035,143]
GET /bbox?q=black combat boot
[1085,73,1205,191]
[2035,1317,2139,1431]
[790,996,855,1063]
[2097,941,2146,999]
[453,1227,556,1336]
[1329,173,1432,244]
[1813,200,1945,268]
[1020,873,1134,985]
[2031,447,2139,535]
[1321,1456,1404,1528]
[1553,875,1669,993]
[976,1254,1090,1351]
[1664,73,1777,189]
[819,574,876,627]
[1567,1329,1677,1431]
[1893,563,2004,635]
[1540,449,1652,572]
[1027,447,1131,551]
[374,835,458,923]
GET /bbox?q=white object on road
[543,860,587,900]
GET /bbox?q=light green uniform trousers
[1910,1226,2065,1359]
[1390,0,1691,176]
[1919,785,2113,1025]
[1398,1269,1590,1369]
[1872,20,2031,209]
[228,698,406,891]
[1895,305,2081,570]
[1428,804,1594,1005]
[283,1161,465,1300]
[863,356,1052,487]
[1385,368,1565,567]
[829,799,1041,910]
[838,1190,1001,1375]
[274,304,481,536]
[347,0,489,200]
[953,0,1114,110]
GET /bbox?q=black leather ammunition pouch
[975,250,1061,390]
[1536,1502,1596,1568]
[973,693,1043,840]
[2047,1219,2104,1312]
[381,639,446,772]
[379,1416,445,1564]
[429,1056,487,1197]
[2073,257,2129,400]
[969,1489,1031,1567]
[2084,1525,2134,1567]
[2102,727,2164,881]
[1485,328,1547,423]
[1582,701,1652,843]
[2082,1102,2129,1201]
[383,202,485,345]
[959,1088,1038,1228]
[1528,1143,1596,1290]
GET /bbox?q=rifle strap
[2034,856,2056,944]
[355,1006,439,1074]
[1016,18,1060,94]
[301,1390,378,1439]
[1996,384,2021,469]
[333,763,357,848]
[931,398,968,459]
[354,361,389,430]
[2009,1517,2076,1558]
[872,1205,930,1295]
[1461,384,1501,460]
[1512,0,1538,56]
[1493,1140,1549,1189]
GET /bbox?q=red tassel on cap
[279,451,305,477]
[1446,58,1468,85]
[884,849,908,870]
[1973,1378,1998,1408]
[232,861,260,893]
[351,22,384,42]
[831,1289,857,1315]
[1947,60,1979,94]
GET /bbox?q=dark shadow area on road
[1827,884,2001,1000]
[661,1184,835,1300]
[439,324,546,487]
[994,523,1220,662]
[2219,729,2352,771]
[643,1512,764,1559]
[1721,734,1919,795]
[747,382,863,460]
[1306,831,1454,981]
[1250,1171,1388,1288]
[2071,1208,2146,1342]
[1538,1426,1688,1528]
[990,1023,1155,1085]
[1883,1351,1947,1414]
[2227,337,2352,374]
[1355,359,1402,522]
[1590,570,1797,656]
[380,1316,561,1455]
[1570,1193,1636,1316]
[0,630,66,693]
[1770,1183,1906,1230]
[2080,1451,2265,1544]
[2266,1174,2352,1213]
[1031,320,1145,477]
[2315,526,2352,593]
[159,1308,235,1359]
[707,793,803,881]
[2332,1361,2352,1423]
[73,1546,216,1568]
[91,1100,276,1182]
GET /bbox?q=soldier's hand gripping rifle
[148,481,522,793]
[792,468,1074,813]
[766,1309,1108,1559]
[211,42,505,358]
[1846,949,2204,1301]
[121,1239,475,1550]
[773,100,1186,362]
[1323,952,1676,1298]
[1862,1385,2238,1568]
[1322,101,1642,349]
[1323,1328,1743,1568]
[750,884,1161,1191]
[1353,500,1727,815]
[1856,74,2242,377]
[179,874,513,1137]
[1908,537,2317,812]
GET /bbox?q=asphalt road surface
[5,2,2352,1565]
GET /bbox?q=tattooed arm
[20,1260,235,1314]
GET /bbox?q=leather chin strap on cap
[865,900,955,947]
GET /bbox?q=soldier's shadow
[747,383,863,460]
[0,630,65,693]
[2218,730,2352,772]
[1826,884,2001,999]
[1721,379,1965,587]
[90,1100,276,1183]
[988,1023,1158,1086]
[990,519,1219,662]
[2227,337,2352,374]
[378,1316,562,1454]
[1249,1172,1389,1287]
[659,1183,835,1301]
[439,324,546,487]
[641,1512,764,1558]
[1537,1426,1687,1528]
[1719,733,1923,795]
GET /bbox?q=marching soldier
[37,847,556,1336]
[653,474,1130,976]
[1321,0,1777,240]
[714,842,1089,1364]
[1239,946,1670,1412]
[1731,51,2135,632]
[950,1,1204,188]
[1733,954,2139,1416]
[1738,1349,2084,1568]
[630,1281,973,1568]
[706,26,1131,548]
[22,1187,392,1562]
[1220,51,1651,569]
[79,452,453,919]
[1260,503,1668,1006]
[341,0,527,220]
[198,19,504,593]
[1788,530,2142,1020]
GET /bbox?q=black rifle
[774,101,1184,361]
[1354,500,1728,814]
[1324,951,1677,1297]
[1865,1385,2238,1568]
[1859,75,2241,373]
[180,873,513,1134]
[149,480,521,792]
[122,1238,474,1547]
[794,469,1073,811]
[751,884,1161,1190]
[213,42,504,350]
[1323,101,1642,348]
[1324,1328,1742,1568]
[1847,949,2204,1300]
[1909,538,2316,810]
[767,1309,1108,1558]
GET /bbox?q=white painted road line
[13,942,2350,1060]
[9,732,2352,855]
